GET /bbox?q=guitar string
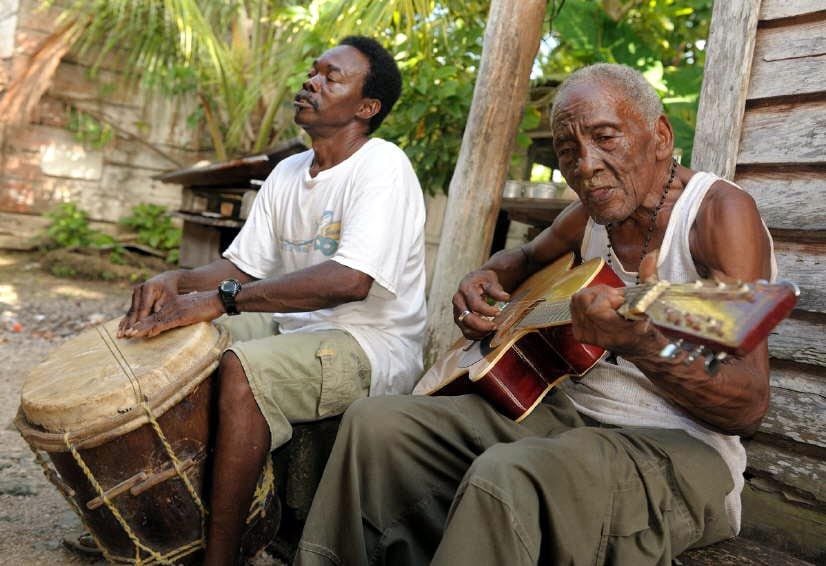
[497,281,760,332]
[515,294,748,330]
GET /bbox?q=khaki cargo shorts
[214,313,371,451]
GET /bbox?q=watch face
[220,280,239,294]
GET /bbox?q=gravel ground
[0,250,278,565]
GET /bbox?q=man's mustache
[295,91,320,110]
[581,177,614,190]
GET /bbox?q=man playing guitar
[294,63,776,566]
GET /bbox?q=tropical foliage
[119,204,183,263]
[44,202,117,249]
[40,0,711,192]
[539,0,712,160]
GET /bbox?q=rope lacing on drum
[54,326,212,564]
[63,432,198,565]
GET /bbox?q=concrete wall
[0,0,210,224]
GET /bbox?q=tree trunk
[424,0,548,366]
[0,20,86,125]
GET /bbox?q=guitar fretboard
[517,299,572,328]
[514,285,654,329]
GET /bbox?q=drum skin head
[20,319,227,435]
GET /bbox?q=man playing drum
[117,36,426,565]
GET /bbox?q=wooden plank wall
[696,1,826,561]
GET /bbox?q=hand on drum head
[117,273,180,338]
[118,290,225,339]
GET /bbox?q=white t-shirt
[223,138,427,395]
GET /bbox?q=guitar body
[464,325,605,421]
[416,252,798,422]
[415,253,624,421]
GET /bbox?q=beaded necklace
[605,158,677,284]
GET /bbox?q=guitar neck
[517,299,573,328]
[515,284,654,330]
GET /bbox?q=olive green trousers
[294,392,735,566]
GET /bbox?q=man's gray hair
[551,63,664,127]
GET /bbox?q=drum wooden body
[15,319,278,564]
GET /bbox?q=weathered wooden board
[769,317,826,367]
[746,440,825,504]
[676,536,816,566]
[757,385,826,450]
[734,168,826,232]
[760,0,826,21]
[0,210,48,250]
[741,483,826,563]
[771,361,826,396]
[178,220,225,269]
[739,101,826,165]
[749,19,826,100]
[692,0,761,179]
[772,242,826,313]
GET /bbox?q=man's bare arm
[587,183,774,436]
[121,260,372,338]
[234,260,372,313]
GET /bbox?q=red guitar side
[414,253,798,422]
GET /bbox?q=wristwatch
[218,279,242,315]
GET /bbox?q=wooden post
[691,0,761,179]
[424,0,547,366]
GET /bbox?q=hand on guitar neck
[568,248,661,359]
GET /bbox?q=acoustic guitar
[413,252,799,422]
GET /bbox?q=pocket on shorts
[598,482,654,565]
[315,334,370,419]
[606,483,652,536]
[599,467,699,564]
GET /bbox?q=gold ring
[457,310,471,323]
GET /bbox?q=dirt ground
[0,250,278,565]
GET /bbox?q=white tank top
[559,171,777,533]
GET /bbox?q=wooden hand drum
[15,319,279,564]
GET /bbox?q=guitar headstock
[624,279,799,360]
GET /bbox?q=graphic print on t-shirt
[282,210,341,257]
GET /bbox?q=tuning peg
[659,339,684,359]
[704,351,727,376]
[705,316,724,337]
[683,314,703,331]
[684,345,707,365]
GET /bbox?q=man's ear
[653,115,675,161]
[357,98,381,121]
